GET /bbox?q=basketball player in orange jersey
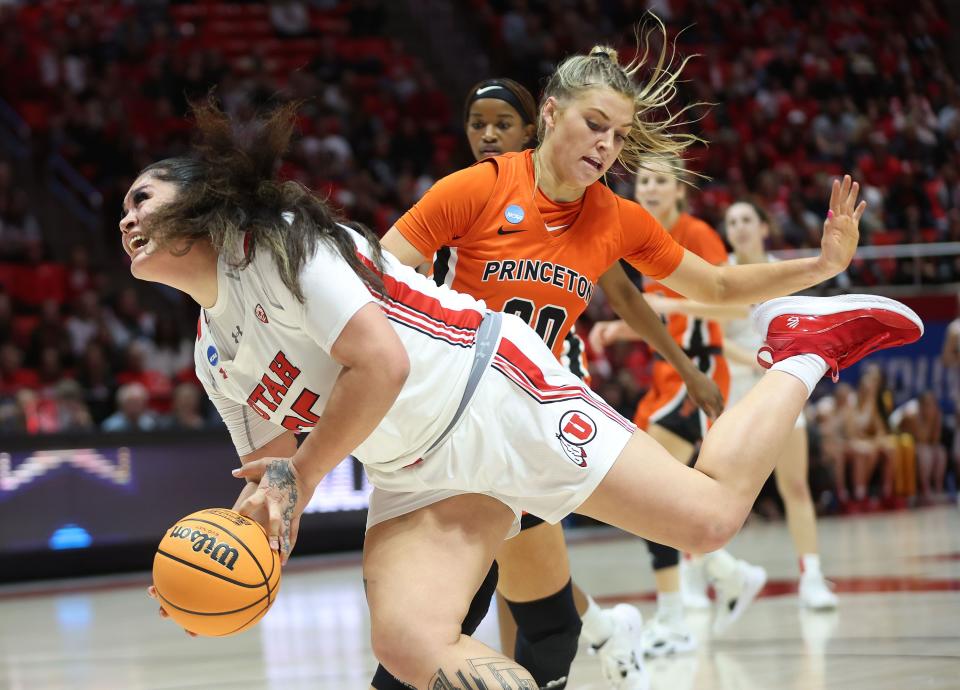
[371,77,724,690]
[140,33,921,690]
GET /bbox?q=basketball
[152,508,281,637]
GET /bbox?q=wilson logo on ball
[169,525,240,571]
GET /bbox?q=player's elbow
[697,265,728,304]
[381,347,410,392]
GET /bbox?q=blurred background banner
[0,430,368,581]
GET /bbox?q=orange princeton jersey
[395,150,684,358]
[644,213,728,351]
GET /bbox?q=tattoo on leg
[428,657,536,690]
[264,459,298,558]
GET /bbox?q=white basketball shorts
[365,313,636,537]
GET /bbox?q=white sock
[703,548,738,581]
[770,353,829,397]
[656,591,684,623]
[580,596,613,643]
[800,554,822,577]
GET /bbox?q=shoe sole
[752,294,924,339]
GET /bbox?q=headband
[465,83,534,125]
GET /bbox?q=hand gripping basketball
[232,457,310,565]
[818,174,866,276]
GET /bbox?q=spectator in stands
[65,245,97,298]
[101,381,158,432]
[0,188,42,260]
[75,341,116,424]
[34,347,66,397]
[147,314,192,379]
[269,0,310,37]
[940,304,960,498]
[813,383,857,510]
[848,365,904,510]
[0,342,37,397]
[892,391,947,504]
[28,299,72,368]
[160,382,206,431]
[66,290,102,357]
[812,96,858,163]
[105,287,155,348]
[0,290,12,346]
[50,378,94,432]
[116,339,172,407]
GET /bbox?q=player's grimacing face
[546,87,633,187]
[119,173,181,281]
[724,202,769,252]
[465,99,532,161]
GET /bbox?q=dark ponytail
[139,99,386,302]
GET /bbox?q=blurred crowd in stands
[0,0,957,509]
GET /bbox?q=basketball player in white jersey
[136,102,918,689]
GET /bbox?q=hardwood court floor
[0,505,957,690]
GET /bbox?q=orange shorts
[634,356,730,445]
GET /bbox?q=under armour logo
[787,316,800,329]
[219,367,228,379]
[232,326,243,344]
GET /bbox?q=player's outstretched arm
[642,293,749,322]
[599,264,725,419]
[661,176,864,304]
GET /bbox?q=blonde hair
[538,13,704,180]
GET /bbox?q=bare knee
[686,500,744,553]
[777,474,812,504]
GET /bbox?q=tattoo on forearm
[265,459,298,557]
[428,658,536,690]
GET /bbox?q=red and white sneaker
[752,295,923,382]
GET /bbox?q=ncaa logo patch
[556,410,597,467]
[206,345,219,366]
[255,303,269,324]
[504,204,525,224]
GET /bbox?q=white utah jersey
[194,224,488,472]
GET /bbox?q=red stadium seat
[7,263,67,307]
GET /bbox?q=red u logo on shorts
[559,411,597,444]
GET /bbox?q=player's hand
[231,480,268,525]
[818,175,865,277]
[681,366,725,420]
[589,320,624,351]
[233,457,311,565]
[146,585,197,637]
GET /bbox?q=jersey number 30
[503,297,567,349]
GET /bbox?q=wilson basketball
[152,508,281,637]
